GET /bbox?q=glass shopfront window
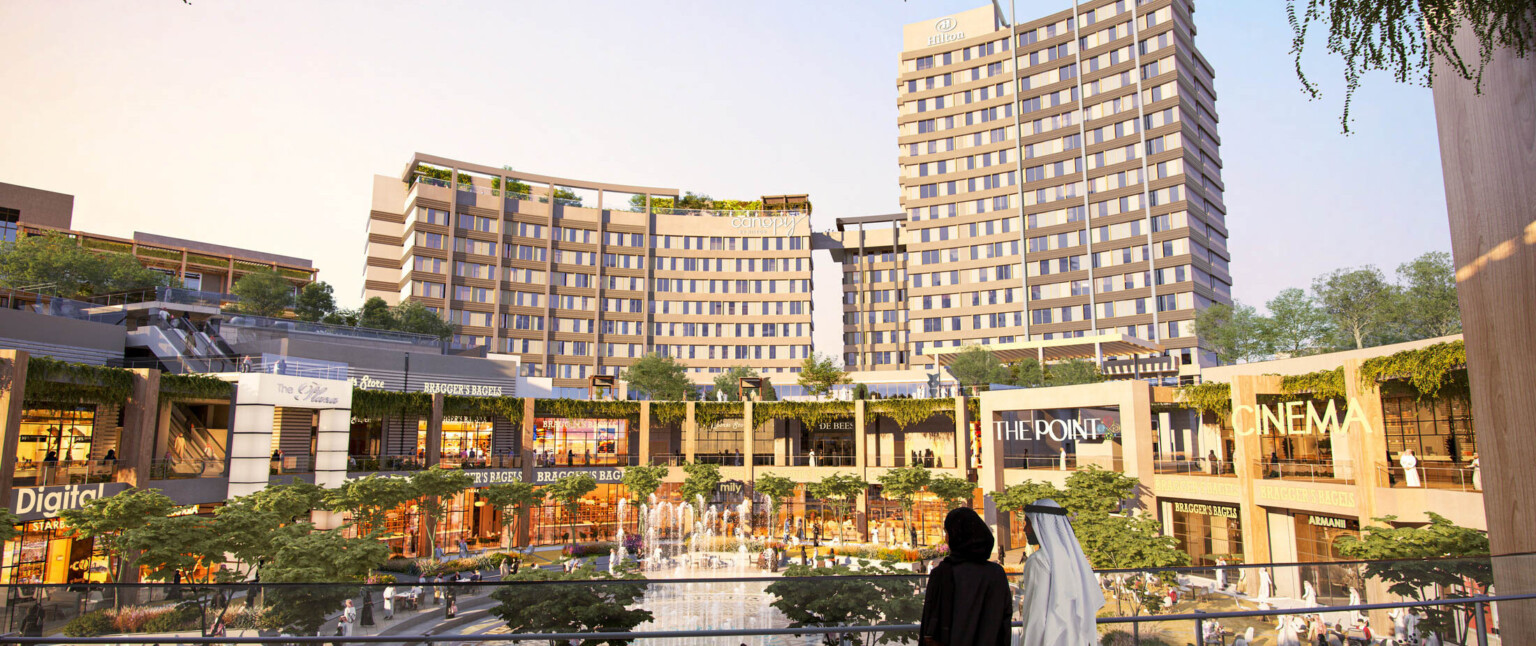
[1294,512,1361,606]
[532,418,629,466]
[419,418,494,465]
[1384,393,1476,467]
[16,405,116,487]
[868,486,946,546]
[1,518,110,586]
[793,418,855,467]
[528,483,634,545]
[1165,500,1244,574]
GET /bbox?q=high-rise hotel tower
[851,0,1231,383]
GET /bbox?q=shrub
[379,557,430,575]
[367,573,397,584]
[478,552,520,569]
[562,542,618,558]
[142,606,199,633]
[63,610,116,637]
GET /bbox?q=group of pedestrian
[909,448,939,467]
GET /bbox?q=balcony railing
[150,457,226,480]
[346,455,428,472]
[1154,457,1238,477]
[528,453,637,467]
[12,459,117,487]
[1260,458,1356,484]
[269,455,312,475]
[652,207,807,218]
[1379,463,1483,492]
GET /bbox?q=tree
[1313,266,1397,349]
[408,467,475,557]
[246,479,328,524]
[1265,288,1332,357]
[1193,301,1270,364]
[393,300,454,340]
[325,474,417,537]
[293,281,336,322]
[755,473,797,535]
[798,352,849,399]
[679,461,722,513]
[945,346,1012,391]
[230,269,294,317]
[490,562,653,644]
[712,365,760,401]
[1010,358,1045,388]
[1395,251,1462,339]
[1336,513,1491,643]
[210,495,304,584]
[358,296,394,330]
[546,474,599,546]
[0,509,15,544]
[0,232,171,299]
[619,464,668,504]
[767,560,923,646]
[1045,359,1106,386]
[320,307,358,327]
[993,481,1065,516]
[479,482,544,549]
[551,187,583,205]
[926,474,975,510]
[59,488,177,588]
[1286,0,1536,132]
[258,527,390,636]
[621,353,694,401]
[807,473,868,542]
[876,465,931,543]
[122,514,221,584]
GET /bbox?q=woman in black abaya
[919,507,1011,646]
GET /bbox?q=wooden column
[518,397,535,547]
[0,350,28,503]
[115,369,161,488]
[425,393,444,467]
[1434,21,1536,638]
[853,399,867,541]
[638,401,652,467]
[684,401,698,464]
[1230,374,1281,592]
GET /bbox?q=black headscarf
[920,507,1011,646]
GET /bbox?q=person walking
[382,584,396,620]
[919,507,1011,646]
[340,599,357,637]
[361,590,375,627]
[20,603,44,637]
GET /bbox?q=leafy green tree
[808,473,867,541]
[1057,466,1139,515]
[1336,513,1491,643]
[760,376,779,401]
[798,352,849,399]
[621,353,695,401]
[319,307,358,327]
[679,461,722,513]
[547,473,599,546]
[408,467,475,556]
[489,561,653,643]
[1265,287,1332,357]
[1395,251,1462,339]
[247,479,328,523]
[121,514,221,584]
[1079,513,1189,618]
[767,560,922,646]
[620,464,668,504]
[1313,266,1398,349]
[1045,359,1106,386]
[59,488,177,587]
[712,365,760,401]
[358,296,395,330]
[0,232,172,299]
[210,495,304,583]
[0,509,16,543]
[551,187,582,205]
[479,481,545,549]
[926,474,975,510]
[876,465,931,543]
[945,346,1012,391]
[1010,358,1045,388]
[325,474,417,537]
[230,268,295,317]
[755,473,797,534]
[258,527,390,636]
[1194,301,1271,364]
[393,299,454,340]
[292,281,336,322]
[993,481,1065,516]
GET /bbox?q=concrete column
[1433,21,1536,639]
[955,395,967,469]
[0,349,29,503]
[312,408,351,529]
[684,401,698,464]
[518,397,535,547]
[425,393,443,467]
[228,402,276,499]
[639,401,652,466]
[1119,382,1156,512]
[854,400,867,542]
[114,369,161,488]
[743,400,755,482]
[1231,374,1281,588]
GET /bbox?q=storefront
[868,486,945,546]
[0,517,110,586]
[15,404,116,487]
[1162,499,1244,572]
[1293,512,1362,605]
[532,418,631,467]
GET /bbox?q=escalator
[154,402,228,480]
[125,309,239,373]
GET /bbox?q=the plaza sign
[1232,398,1373,437]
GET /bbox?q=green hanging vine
[1358,340,1469,400]
[651,402,688,427]
[1177,381,1233,421]
[693,402,742,430]
[534,398,641,423]
[351,389,433,419]
[443,395,524,426]
[752,401,855,430]
[864,398,956,428]
[1279,367,1348,401]
[159,373,234,401]
[24,356,134,406]
[966,397,979,422]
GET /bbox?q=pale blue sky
[0,1,1451,357]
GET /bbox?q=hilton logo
[928,17,965,46]
[935,18,956,32]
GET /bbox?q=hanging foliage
[1177,381,1233,421]
[965,397,979,422]
[864,398,956,428]
[1358,340,1469,400]
[693,402,742,430]
[1279,367,1348,401]
[533,398,641,423]
[443,395,524,426]
[159,373,234,401]
[650,402,688,427]
[752,401,855,430]
[24,356,134,406]
[351,389,432,419]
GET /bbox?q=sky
[0,1,1453,358]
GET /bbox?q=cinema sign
[1232,398,1373,437]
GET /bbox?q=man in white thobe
[1401,449,1421,487]
[1018,499,1104,646]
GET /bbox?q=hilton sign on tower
[901,6,998,52]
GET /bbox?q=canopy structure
[919,332,1163,367]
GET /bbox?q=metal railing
[223,313,443,348]
[150,457,226,480]
[1154,457,1238,477]
[437,455,524,470]
[346,455,428,472]
[652,207,807,218]
[1002,454,1080,469]
[11,459,117,487]
[1379,463,1483,492]
[526,453,637,467]
[1259,458,1356,483]
[269,455,313,474]
[869,454,956,468]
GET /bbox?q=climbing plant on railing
[534,399,641,423]
[1279,367,1348,401]
[650,402,688,427]
[443,395,524,426]
[863,398,956,428]
[1358,340,1468,400]
[159,373,234,401]
[1176,381,1233,422]
[693,402,742,430]
[752,401,855,430]
[351,389,432,419]
[966,397,979,422]
[24,356,134,406]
